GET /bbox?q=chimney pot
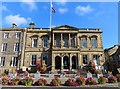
[12,23,17,28]
[29,22,35,28]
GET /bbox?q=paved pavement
[1,83,120,89]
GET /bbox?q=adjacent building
[104,45,120,71]
[0,23,105,72]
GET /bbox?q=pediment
[53,25,79,30]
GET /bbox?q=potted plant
[75,76,85,86]
[50,77,61,86]
[34,78,47,86]
[98,76,107,84]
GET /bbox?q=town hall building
[0,23,105,72]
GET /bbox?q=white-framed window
[16,32,20,38]
[83,55,88,64]
[32,38,38,48]
[91,38,97,48]
[3,33,9,39]
[14,43,20,52]
[0,57,5,67]
[31,55,37,66]
[81,38,87,48]
[43,37,48,48]
[1,43,7,52]
[10,57,18,67]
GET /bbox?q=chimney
[29,22,35,28]
[12,23,17,28]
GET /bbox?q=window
[10,57,18,67]
[63,34,68,47]
[93,55,99,65]
[3,33,9,39]
[81,38,87,48]
[83,55,88,64]
[55,35,60,48]
[31,55,37,66]
[42,53,48,66]
[0,57,5,66]
[1,43,7,52]
[32,38,38,47]
[16,32,20,38]
[70,38,75,47]
[14,43,20,52]
[43,37,48,48]
[91,38,97,48]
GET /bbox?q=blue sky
[1,1,118,49]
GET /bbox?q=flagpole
[50,0,52,31]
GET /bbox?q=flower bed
[85,77,98,85]
[50,77,61,86]
[34,78,47,86]
[75,77,85,86]
[64,78,77,86]
[98,76,107,84]
[108,75,117,83]
[19,77,33,86]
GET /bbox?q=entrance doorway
[55,56,61,69]
[72,56,78,69]
[63,56,70,69]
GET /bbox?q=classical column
[52,54,55,70]
[74,36,77,48]
[61,56,63,70]
[61,33,63,48]
[77,36,79,48]
[87,36,91,48]
[70,54,72,70]
[20,28,27,67]
[69,33,70,48]
[53,33,54,47]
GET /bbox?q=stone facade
[104,45,120,71]
[0,23,105,72]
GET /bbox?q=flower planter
[34,74,40,78]
[60,74,65,78]
[97,74,103,78]
[87,73,92,78]
[49,74,54,78]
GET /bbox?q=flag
[51,2,55,13]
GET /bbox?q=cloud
[56,0,67,6]
[59,8,68,14]
[75,5,93,16]
[4,14,32,27]
[0,5,9,11]
[21,0,37,12]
